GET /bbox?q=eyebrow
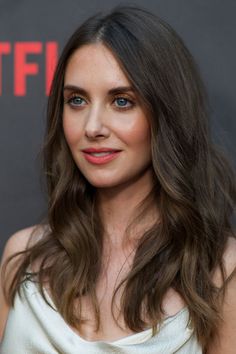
[63,84,135,96]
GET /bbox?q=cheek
[123,117,151,149]
[63,115,82,147]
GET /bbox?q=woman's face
[63,43,152,189]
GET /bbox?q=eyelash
[65,95,135,110]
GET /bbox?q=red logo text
[0,41,58,96]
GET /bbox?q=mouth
[82,150,121,165]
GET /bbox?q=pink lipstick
[81,148,121,165]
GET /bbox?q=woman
[1,6,236,354]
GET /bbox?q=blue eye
[114,97,132,108]
[67,96,86,107]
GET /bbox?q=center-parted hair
[3,6,236,349]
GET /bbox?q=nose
[84,105,110,139]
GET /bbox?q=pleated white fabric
[1,280,202,354]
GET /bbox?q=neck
[95,168,159,249]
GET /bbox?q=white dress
[1,280,202,354]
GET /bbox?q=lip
[82,150,121,165]
[82,147,121,153]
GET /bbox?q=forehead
[64,43,130,88]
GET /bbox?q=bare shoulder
[1,225,41,259]
[207,236,236,354]
[0,223,46,287]
[212,236,236,287]
[0,223,47,284]
[223,236,236,275]
[0,224,44,341]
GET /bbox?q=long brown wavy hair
[2,5,236,349]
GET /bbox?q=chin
[87,181,118,188]
[83,175,124,189]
